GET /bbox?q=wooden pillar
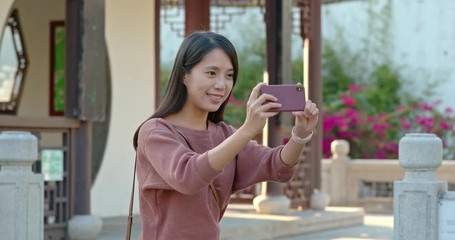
[184,0,210,35]
[155,0,161,107]
[66,0,106,215]
[264,0,284,196]
[300,0,322,191]
[253,0,291,214]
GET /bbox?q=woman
[133,31,319,240]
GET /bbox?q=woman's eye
[227,73,234,79]
[207,71,216,76]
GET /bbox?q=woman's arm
[207,83,281,171]
[280,100,319,166]
[207,83,319,172]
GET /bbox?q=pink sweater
[136,118,296,240]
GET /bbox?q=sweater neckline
[158,118,216,139]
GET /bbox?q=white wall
[0,1,14,43]
[91,0,156,217]
[322,0,455,109]
[0,0,156,218]
[3,0,65,117]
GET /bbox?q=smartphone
[260,84,306,112]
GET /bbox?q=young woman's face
[183,48,234,115]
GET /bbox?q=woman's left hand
[292,100,319,138]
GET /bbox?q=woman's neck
[165,109,208,130]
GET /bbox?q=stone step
[221,205,364,240]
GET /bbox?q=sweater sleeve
[229,129,297,193]
[139,127,220,195]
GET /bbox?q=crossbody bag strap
[126,153,137,240]
[176,131,222,210]
[209,183,221,209]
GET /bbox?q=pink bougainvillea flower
[323,135,336,157]
[417,116,434,130]
[348,84,362,93]
[372,123,390,136]
[228,95,235,103]
[338,131,353,139]
[321,96,454,159]
[367,116,375,123]
[323,117,336,132]
[440,120,450,130]
[400,117,412,130]
[395,104,406,112]
[340,94,356,107]
[375,150,386,159]
[418,103,433,111]
[431,99,442,106]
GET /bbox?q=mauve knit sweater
[136,118,297,240]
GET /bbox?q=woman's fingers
[247,83,281,114]
[300,100,317,117]
[247,82,266,106]
[293,99,319,132]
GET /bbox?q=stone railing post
[394,133,447,240]
[0,131,43,240]
[329,139,350,205]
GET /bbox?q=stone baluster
[394,133,447,240]
[0,131,43,240]
[328,139,350,206]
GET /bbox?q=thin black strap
[176,131,222,210]
[126,153,137,240]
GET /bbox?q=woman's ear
[183,73,188,85]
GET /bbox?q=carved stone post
[394,133,447,240]
[329,139,350,206]
[0,131,43,240]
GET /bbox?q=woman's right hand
[240,83,281,138]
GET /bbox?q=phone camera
[296,86,304,92]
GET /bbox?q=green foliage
[322,40,455,160]
[224,30,266,127]
[54,27,66,112]
[160,65,170,98]
[322,44,355,104]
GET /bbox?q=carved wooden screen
[33,129,73,240]
[284,147,312,209]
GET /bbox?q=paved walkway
[282,214,393,240]
[98,204,393,240]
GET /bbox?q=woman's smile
[207,93,224,103]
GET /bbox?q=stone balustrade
[0,131,43,240]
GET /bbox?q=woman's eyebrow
[204,65,234,71]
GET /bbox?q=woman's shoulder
[139,118,174,135]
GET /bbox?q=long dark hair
[133,31,239,149]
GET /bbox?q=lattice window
[32,130,72,240]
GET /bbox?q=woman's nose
[214,77,227,90]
